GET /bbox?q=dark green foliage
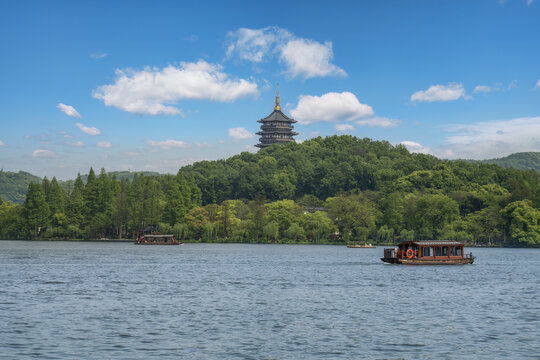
[23,183,49,237]
[3,136,539,245]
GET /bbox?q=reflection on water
[0,241,538,359]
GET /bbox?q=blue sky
[1,0,539,179]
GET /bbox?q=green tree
[326,194,379,241]
[400,229,415,241]
[66,173,85,228]
[265,199,302,236]
[217,200,239,238]
[23,183,49,237]
[113,179,129,239]
[83,167,100,223]
[409,194,460,239]
[0,201,24,239]
[163,173,201,225]
[262,221,279,242]
[46,177,66,215]
[380,193,404,233]
[501,200,540,245]
[248,195,266,242]
[185,206,210,234]
[465,206,503,245]
[301,211,336,242]
[285,223,305,242]
[377,225,394,243]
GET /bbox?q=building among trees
[255,88,298,149]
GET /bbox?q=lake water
[0,241,538,359]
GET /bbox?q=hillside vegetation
[0,171,42,204]
[473,152,540,172]
[1,136,539,246]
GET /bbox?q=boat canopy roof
[402,240,464,246]
[144,234,175,238]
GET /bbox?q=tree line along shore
[0,136,538,246]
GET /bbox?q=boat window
[435,247,442,256]
[442,247,448,256]
[422,247,431,257]
[449,247,455,256]
[456,247,462,256]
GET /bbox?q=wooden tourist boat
[381,240,475,265]
[134,234,179,245]
[346,243,376,248]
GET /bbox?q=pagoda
[255,88,298,149]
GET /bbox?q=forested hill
[179,136,539,207]
[469,152,540,172]
[0,171,42,204]
[1,136,539,246]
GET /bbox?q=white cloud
[32,149,57,158]
[399,141,431,154]
[90,52,108,59]
[526,0,534,5]
[147,139,191,149]
[57,103,81,118]
[290,92,373,124]
[474,82,507,94]
[97,141,112,148]
[279,39,346,79]
[66,141,84,147]
[473,85,492,93]
[226,26,289,62]
[535,79,540,88]
[0,140,6,147]
[75,123,101,135]
[61,131,73,138]
[229,127,255,141]
[436,116,540,159]
[356,116,400,128]
[226,26,345,79]
[411,83,466,102]
[93,60,258,115]
[335,124,354,133]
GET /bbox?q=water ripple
[0,241,538,359]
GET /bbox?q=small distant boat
[134,234,179,245]
[381,240,475,265]
[347,243,376,248]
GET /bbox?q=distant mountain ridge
[0,171,42,204]
[467,152,540,172]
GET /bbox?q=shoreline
[0,238,538,248]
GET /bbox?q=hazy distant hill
[0,171,42,204]
[472,152,540,172]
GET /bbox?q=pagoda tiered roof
[258,110,297,123]
[255,88,298,149]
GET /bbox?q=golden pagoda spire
[274,83,281,111]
